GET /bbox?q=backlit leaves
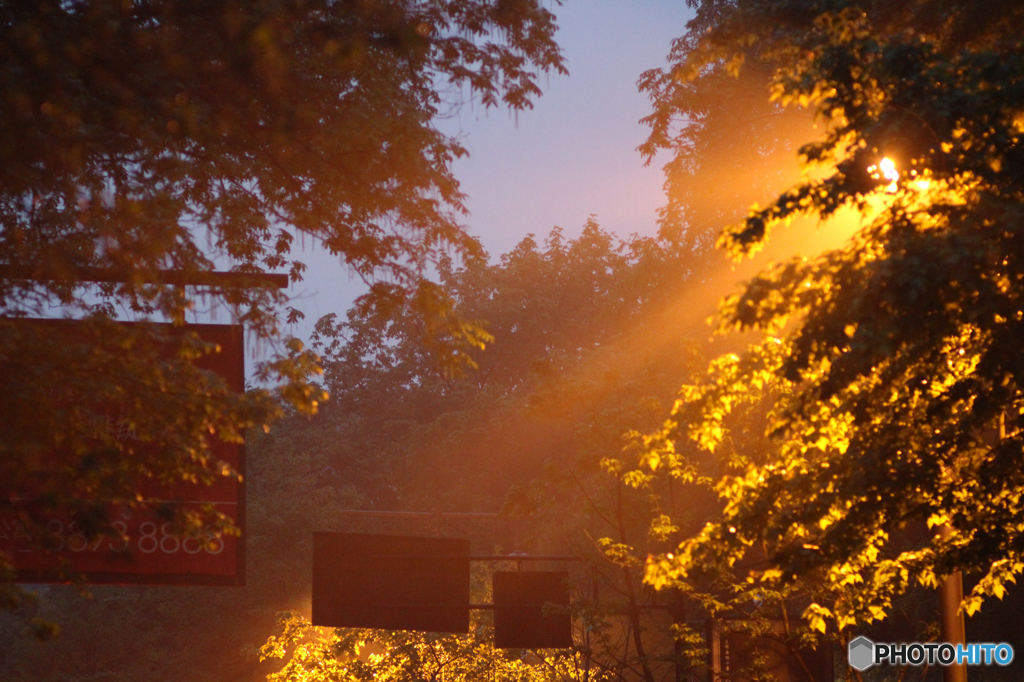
[633,0,1024,632]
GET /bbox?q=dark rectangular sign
[493,571,573,649]
[0,322,245,585]
[312,532,471,632]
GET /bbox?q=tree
[0,0,565,598]
[304,217,845,681]
[634,0,1024,636]
[308,218,704,511]
[637,1,813,268]
[253,220,716,682]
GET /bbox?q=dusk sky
[286,1,695,340]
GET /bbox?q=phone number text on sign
[1,502,240,584]
[22,519,224,555]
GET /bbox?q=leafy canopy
[0,0,564,592]
[635,0,1024,631]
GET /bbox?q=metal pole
[669,591,686,682]
[939,525,967,682]
[0,265,289,289]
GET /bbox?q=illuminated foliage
[634,0,1024,632]
[260,608,595,682]
[0,0,564,598]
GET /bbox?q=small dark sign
[312,532,471,633]
[493,571,573,649]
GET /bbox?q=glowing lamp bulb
[867,156,900,191]
[879,157,898,180]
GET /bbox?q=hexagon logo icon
[848,636,875,671]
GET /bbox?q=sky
[437,0,694,256]
[282,0,695,342]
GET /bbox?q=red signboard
[1,322,245,585]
